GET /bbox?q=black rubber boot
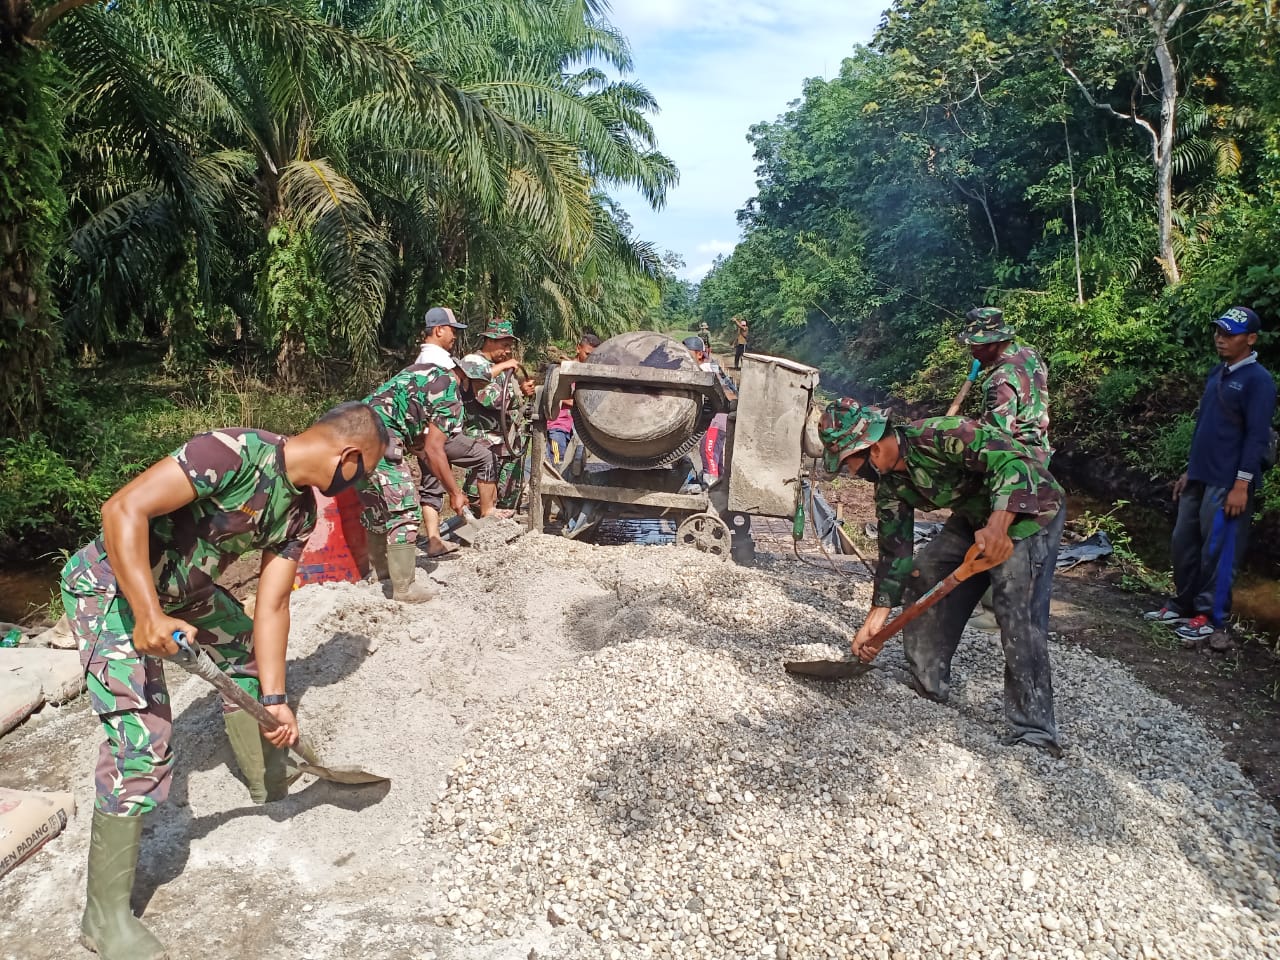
[80,810,167,960]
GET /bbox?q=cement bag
[0,788,75,879]
[0,670,43,736]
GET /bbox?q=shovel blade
[783,659,875,681]
[292,736,389,785]
[296,761,390,785]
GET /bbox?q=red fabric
[294,489,369,585]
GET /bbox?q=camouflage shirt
[364,363,464,446]
[873,417,1064,607]
[461,353,523,447]
[978,341,1051,464]
[62,429,316,605]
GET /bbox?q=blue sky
[604,1,886,281]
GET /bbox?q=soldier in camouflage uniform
[958,307,1052,465]
[820,398,1067,757]
[358,308,470,599]
[59,402,388,960]
[460,317,536,513]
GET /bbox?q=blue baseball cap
[1213,306,1261,335]
[424,306,468,330]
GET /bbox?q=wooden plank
[529,421,546,534]
[540,477,709,511]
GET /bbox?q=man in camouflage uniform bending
[958,306,1051,465]
[60,402,388,960]
[820,399,1067,757]
[460,317,536,513]
[358,307,471,600]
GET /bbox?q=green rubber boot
[366,531,390,582]
[386,541,436,603]
[80,811,167,960]
[224,710,298,804]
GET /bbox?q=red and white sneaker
[1174,615,1214,640]
[1143,606,1188,625]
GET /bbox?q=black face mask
[321,452,366,497]
[854,458,880,483]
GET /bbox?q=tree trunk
[1063,117,1084,304]
[1152,11,1181,285]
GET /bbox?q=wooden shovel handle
[945,379,974,417]
[858,544,1001,662]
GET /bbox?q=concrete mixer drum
[570,331,713,469]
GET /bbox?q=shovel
[784,543,1001,681]
[945,359,983,417]
[169,632,389,785]
[441,506,487,546]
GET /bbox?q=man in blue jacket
[1145,307,1276,647]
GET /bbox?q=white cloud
[604,1,884,276]
[696,240,736,256]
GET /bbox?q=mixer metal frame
[528,346,819,564]
[529,360,731,534]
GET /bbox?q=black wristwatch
[259,693,288,706]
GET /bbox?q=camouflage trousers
[60,570,261,817]
[356,455,420,545]
[464,441,524,509]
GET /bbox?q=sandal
[426,540,460,560]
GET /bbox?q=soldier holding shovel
[60,403,389,960]
[818,399,1067,757]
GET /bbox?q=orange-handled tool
[784,544,1002,680]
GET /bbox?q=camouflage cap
[818,398,889,474]
[957,307,1015,344]
[458,355,494,381]
[480,317,516,340]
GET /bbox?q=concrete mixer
[529,331,820,563]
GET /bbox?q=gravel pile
[426,543,1280,960]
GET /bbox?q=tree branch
[1053,49,1158,154]
[29,0,94,40]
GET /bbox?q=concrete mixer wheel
[676,513,731,560]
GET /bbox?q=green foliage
[1093,367,1146,412]
[1069,501,1171,594]
[693,0,1280,516]
[257,221,338,377]
[1147,414,1197,478]
[7,0,674,427]
[0,359,343,549]
[0,37,66,436]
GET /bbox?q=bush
[1147,413,1197,479]
[0,362,348,550]
[1093,367,1146,412]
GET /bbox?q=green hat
[458,355,493,381]
[957,307,1015,344]
[818,398,889,474]
[480,317,516,340]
